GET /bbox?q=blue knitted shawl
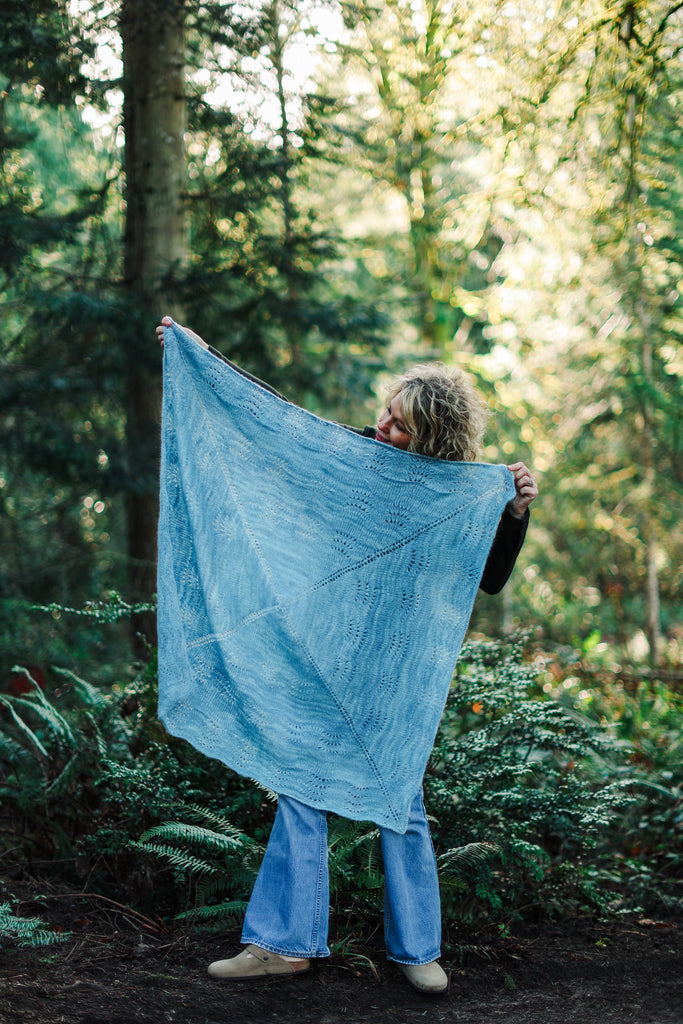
[157,323,515,833]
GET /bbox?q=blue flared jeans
[241,790,441,965]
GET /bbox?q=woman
[156,317,537,992]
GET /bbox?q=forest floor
[1,883,681,1024]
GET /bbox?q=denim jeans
[241,790,441,965]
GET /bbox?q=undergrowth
[0,615,680,950]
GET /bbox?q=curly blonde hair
[385,363,489,462]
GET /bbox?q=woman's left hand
[506,462,538,518]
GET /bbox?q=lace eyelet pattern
[158,323,515,832]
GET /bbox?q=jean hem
[241,935,331,960]
[387,951,442,966]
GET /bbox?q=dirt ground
[1,888,681,1024]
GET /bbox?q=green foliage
[538,653,683,913]
[327,817,384,928]
[1,626,680,947]
[0,662,134,861]
[0,899,69,948]
[0,631,274,912]
[425,637,634,932]
[134,805,261,928]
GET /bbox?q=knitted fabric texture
[157,322,515,833]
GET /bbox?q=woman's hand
[155,316,172,348]
[506,462,538,518]
[155,316,209,351]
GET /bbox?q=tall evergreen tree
[0,0,389,668]
[338,0,504,357]
[120,0,187,648]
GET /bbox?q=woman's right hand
[156,316,209,351]
[156,315,172,348]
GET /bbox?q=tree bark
[267,1,303,390]
[641,336,662,665]
[619,16,662,665]
[120,0,186,653]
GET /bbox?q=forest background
[0,0,681,949]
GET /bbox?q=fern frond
[177,900,247,921]
[0,729,37,766]
[504,838,551,864]
[0,697,49,758]
[138,821,250,854]
[0,901,70,948]
[171,804,256,843]
[3,695,75,749]
[328,823,380,853]
[11,667,76,745]
[437,841,499,870]
[251,780,278,802]
[130,841,218,876]
[53,667,110,710]
[198,867,256,900]
[82,709,110,760]
[45,753,80,797]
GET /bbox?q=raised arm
[479,462,537,594]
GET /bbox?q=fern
[130,840,220,877]
[0,728,36,769]
[138,821,253,855]
[0,697,49,758]
[52,667,110,710]
[176,900,248,922]
[0,900,70,948]
[11,665,76,745]
[437,841,499,870]
[3,697,74,752]
[427,636,635,932]
[44,753,81,797]
[327,818,384,902]
[171,802,259,842]
[3,627,675,941]
[133,808,263,922]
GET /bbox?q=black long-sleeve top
[207,346,528,594]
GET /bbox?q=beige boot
[208,944,311,980]
[396,959,448,993]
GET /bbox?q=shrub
[0,657,271,912]
[537,653,683,914]
[2,627,677,946]
[425,637,632,935]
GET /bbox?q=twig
[39,892,168,934]
[0,845,22,859]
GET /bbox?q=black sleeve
[479,507,529,594]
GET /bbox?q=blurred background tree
[0,0,388,672]
[466,0,683,658]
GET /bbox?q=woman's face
[376,392,411,451]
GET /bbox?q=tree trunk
[641,337,662,665]
[619,18,662,665]
[120,0,186,654]
[267,1,303,392]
